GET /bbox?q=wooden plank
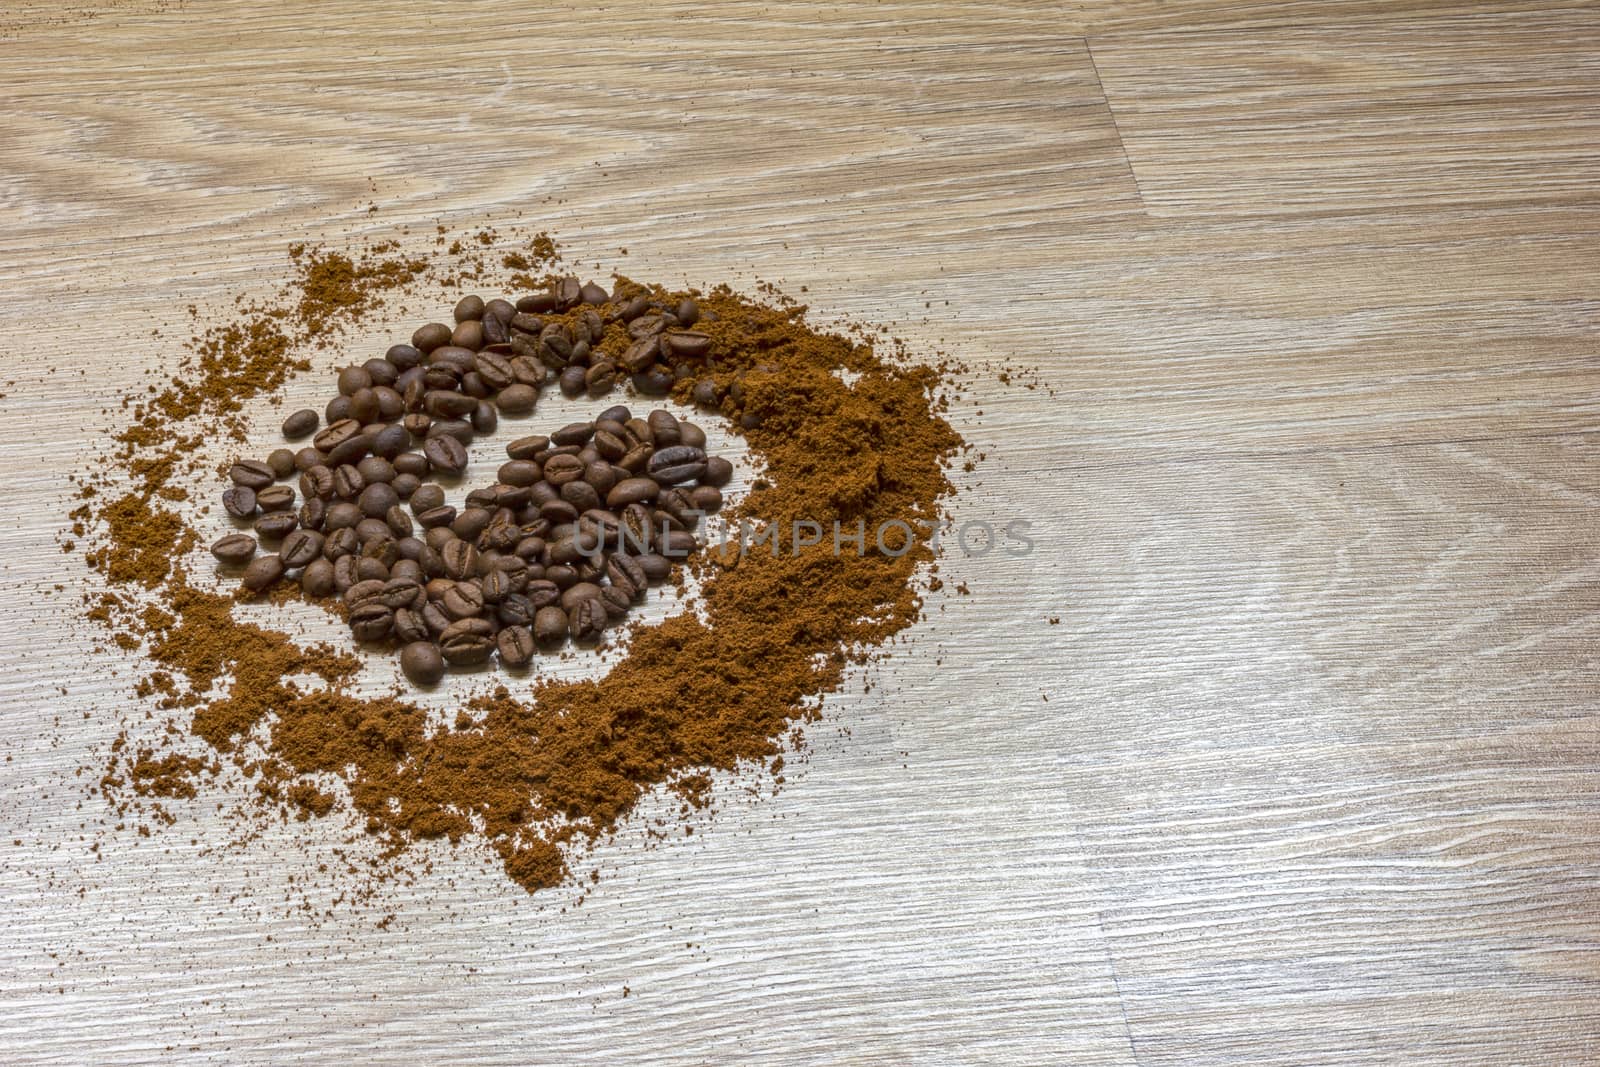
[1091,13,1600,216]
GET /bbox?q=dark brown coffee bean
[280,528,324,568]
[385,504,414,539]
[423,434,468,474]
[439,618,495,665]
[326,395,352,424]
[692,379,721,408]
[606,477,659,508]
[380,577,425,611]
[337,365,371,396]
[403,485,442,517]
[478,569,512,604]
[543,453,585,485]
[677,422,707,449]
[394,609,429,645]
[560,480,600,513]
[424,389,477,419]
[615,293,650,321]
[349,602,394,643]
[574,280,607,306]
[441,540,479,581]
[661,330,711,359]
[390,474,421,502]
[398,641,444,685]
[343,578,386,609]
[359,482,399,518]
[606,554,646,600]
[549,421,592,447]
[648,445,707,485]
[638,553,672,583]
[394,543,424,568]
[545,564,578,590]
[257,485,295,512]
[386,342,424,369]
[412,322,453,352]
[474,350,513,390]
[301,558,335,597]
[496,625,535,668]
[222,486,257,519]
[600,585,631,621]
[533,606,568,644]
[482,314,509,346]
[330,465,362,500]
[618,337,658,374]
[322,526,359,560]
[354,556,388,584]
[453,294,485,322]
[416,504,456,531]
[241,554,285,592]
[228,460,274,491]
[495,383,538,414]
[262,449,294,481]
[689,485,723,512]
[553,276,582,308]
[313,418,362,454]
[559,582,605,612]
[504,435,547,461]
[633,366,674,396]
[282,409,319,439]
[325,501,362,531]
[347,387,380,423]
[494,460,539,487]
[557,365,586,398]
[451,320,483,351]
[628,313,667,340]
[293,447,324,472]
[568,598,606,643]
[211,533,257,565]
[325,436,371,467]
[661,529,698,557]
[675,298,700,327]
[255,512,298,541]
[703,456,733,487]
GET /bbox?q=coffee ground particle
[79,230,962,895]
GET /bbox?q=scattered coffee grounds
[208,285,741,682]
[78,229,962,896]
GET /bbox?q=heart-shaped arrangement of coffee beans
[207,277,734,685]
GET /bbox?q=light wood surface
[2,2,1598,1064]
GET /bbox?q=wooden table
[2,2,1597,1063]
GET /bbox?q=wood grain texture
[2,2,1598,1064]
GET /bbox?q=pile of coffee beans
[206,278,736,685]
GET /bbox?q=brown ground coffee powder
[80,230,961,895]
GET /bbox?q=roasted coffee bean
[394,609,430,646]
[600,586,631,621]
[582,461,617,496]
[481,313,509,346]
[257,485,295,511]
[332,555,361,592]
[326,395,352,424]
[412,322,453,352]
[473,568,508,604]
[575,280,608,306]
[330,464,363,500]
[282,408,319,439]
[385,503,414,538]
[606,477,659,508]
[371,421,411,459]
[211,533,257,565]
[454,294,485,322]
[408,485,445,516]
[497,593,534,627]
[677,422,707,449]
[703,455,733,487]
[301,558,336,597]
[689,485,723,512]
[560,582,605,612]
[402,411,432,438]
[475,350,514,390]
[324,435,370,467]
[451,319,484,350]
[633,366,675,396]
[387,343,424,369]
[325,501,362,531]
[618,442,654,474]
[241,553,285,592]
[222,485,257,519]
[313,418,363,454]
[424,389,477,418]
[582,361,617,397]
[558,365,586,398]
[496,625,535,668]
[255,511,298,541]
[638,552,672,583]
[381,577,425,611]
[550,421,594,447]
[648,445,706,484]
[471,400,498,436]
[344,578,387,610]
[420,600,451,635]
[441,539,479,581]
[554,276,582,308]
[615,293,650,321]
[322,526,359,561]
[497,383,538,414]
[523,579,561,610]
[293,446,324,472]
[423,434,468,474]
[543,453,585,485]
[356,515,395,544]
[359,482,399,518]
[662,330,712,359]
[349,602,394,643]
[505,435,549,461]
[280,528,324,568]
[533,606,568,644]
[692,379,721,408]
[354,456,394,486]
[560,480,601,513]
[347,387,380,423]
[545,564,578,590]
[606,554,646,600]
[229,460,275,491]
[661,529,698,557]
[568,598,606,643]
[266,449,297,480]
[675,298,700,327]
[335,365,369,396]
[390,472,421,500]
[395,537,424,563]
[496,459,541,487]
[400,641,446,684]
[440,618,495,665]
[392,553,424,578]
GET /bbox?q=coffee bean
[322,527,359,561]
[257,485,296,511]
[600,586,631,621]
[543,453,585,485]
[505,435,549,461]
[675,298,700,327]
[280,528,324,568]
[439,618,495,665]
[326,395,351,424]
[313,418,363,453]
[228,460,275,491]
[349,602,395,643]
[661,529,698,557]
[441,540,479,581]
[400,640,446,685]
[702,456,734,487]
[338,366,372,397]
[568,598,606,643]
[605,477,659,509]
[689,485,723,512]
[394,610,429,646]
[222,486,257,519]
[533,606,568,644]
[578,281,609,306]
[387,343,424,369]
[424,389,477,419]
[359,482,399,518]
[381,577,425,611]
[423,434,468,474]
[497,625,535,668]
[301,558,336,597]
[412,322,453,352]
[255,512,298,541]
[211,533,257,565]
[330,465,363,500]
[325,502,362,531]
[293,447,324,472]
[241,554,285,592]
[282,409,319,439]
[559,581,605,612]
[555,277,582,308]
[638,553,672,583]
[662,330,712,359]
[677,422,707,449]
[692,379,721,408]
[647,445,707,485]
[332,555,361,591]
[496,383,538,414]
[386,503,414,538]
[606,554,646,600]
